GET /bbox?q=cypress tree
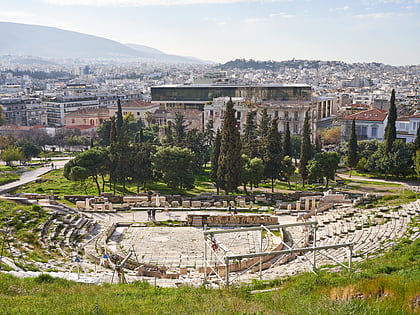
[347,119,358,177]
[258,108,270,138]
[174,113,186,146]
[242,111,259,158]
[217,98,242,194]
[384,89,397,154]
[284,121,292,157]
[258,108,271,158]
[263,118,283,192]
[299,110,311,187]
[116,98,123,136]
[414,126,420,151]
[210,129,221,194]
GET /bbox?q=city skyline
[1,0,419,65]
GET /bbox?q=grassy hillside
[0,237,418,314]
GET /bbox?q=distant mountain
[125,43,209,64]
[0,21,208,63]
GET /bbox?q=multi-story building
[396,114,420,143]
[44,95,100,127]
[151,84,315,132]
[65,108,110,127]
[0,98,28,125]
[108,100,159,123]
[340,108,388,142]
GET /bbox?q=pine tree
[284,121,292,157]
[210,129,221,194]
[384,89,397,154]
[299,110,311,187]
[347,119,358,177]
[217,98,242,194]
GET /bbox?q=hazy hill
[0,21,207,63]
[125,43,208,64]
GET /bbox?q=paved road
[0,159,69,194]
[337,172,419,187]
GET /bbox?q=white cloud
[329,6,351,12]
[353,11,410,18]
[42,0,291,6]
[246,12,296,23]
[0,11,34,19]
[269,12,296,19]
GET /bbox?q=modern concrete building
[44,95,101,127]
[396,114,420,143]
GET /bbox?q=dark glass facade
[151,85,311,102]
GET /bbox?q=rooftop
[341,108,388,122]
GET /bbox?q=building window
[274,111,278,118]
[237,112,241,120]
[371,126,377,138]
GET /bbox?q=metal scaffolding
[203,221,353,287]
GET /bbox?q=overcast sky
[1,0,419,65]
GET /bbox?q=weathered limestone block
[202,201,212,208]
[191,201,201,208]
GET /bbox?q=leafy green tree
[241,155,264,193]
[210,129,222,194]
[299,110,311,187]
[131,143,154,193]
[281,156,295,189]
[217,98,242,194]
[242,111,259,158]
[308,152,340,188]
[16,140,41,160]
[347,119,359,177]
[97,120,112,146]
[384,89,397,154]
[185,128,209,171]
[0,145,24,166]
[153,146,195,193]
[63,147,109,195]
[263,118,283,192]
[367,140,414,178]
